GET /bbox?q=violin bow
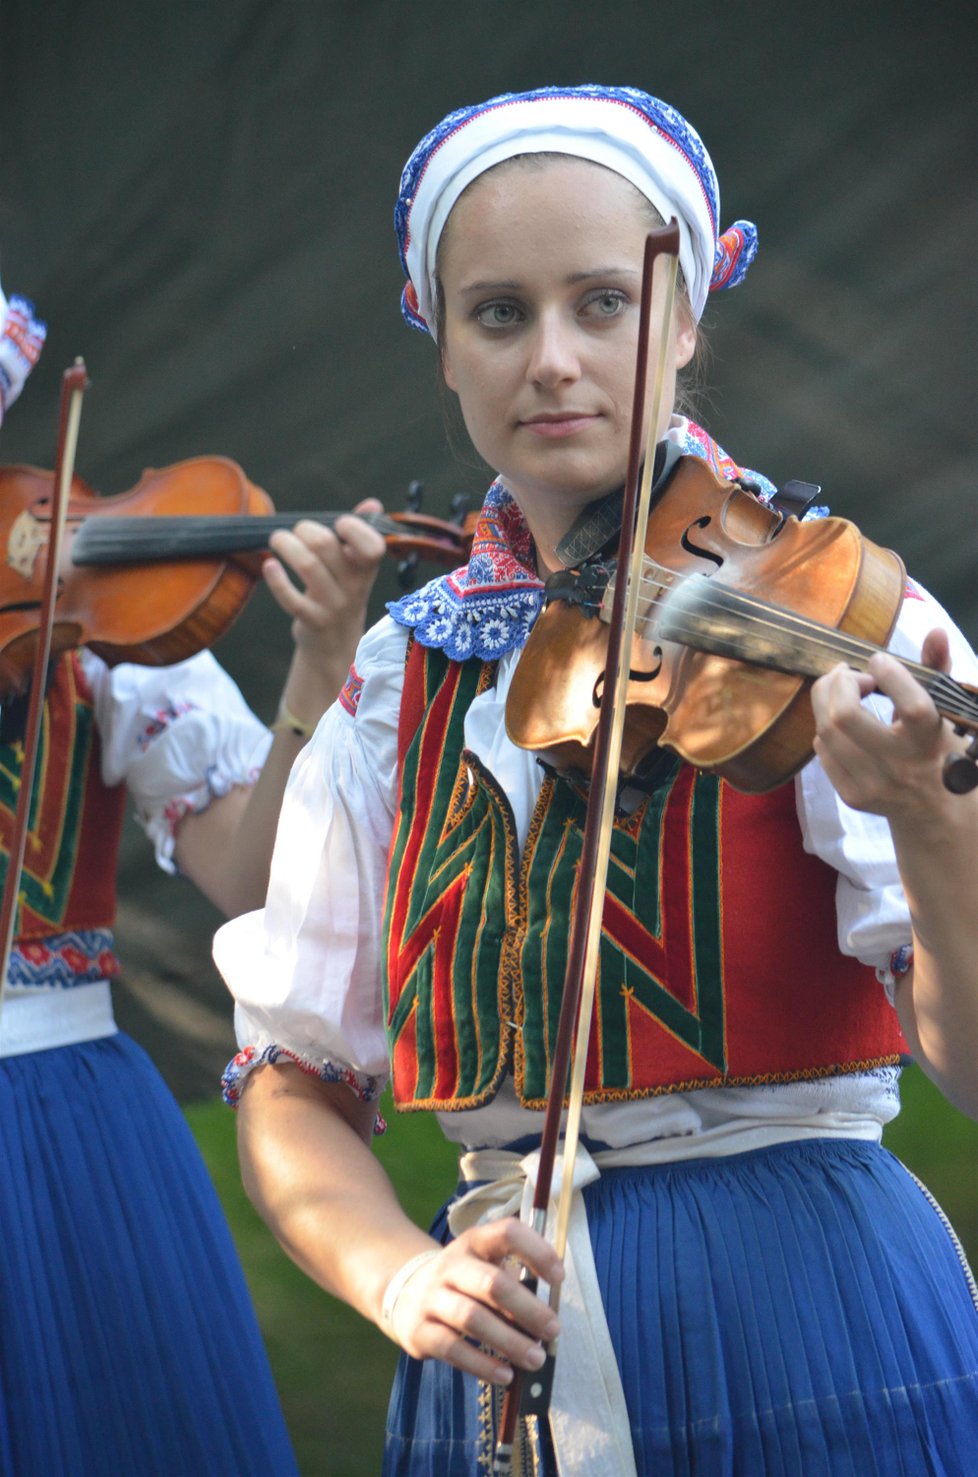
[492,226,681,1473]
[0,359,89,1032]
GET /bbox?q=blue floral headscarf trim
[387,423,818,663]
[0,285,46,427]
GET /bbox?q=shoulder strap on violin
[768,477,822,518]
[555,440,684,567]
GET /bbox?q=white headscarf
[395,85,757,337]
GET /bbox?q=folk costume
[0,276,297,1475]
[0,659,299,1474]
[217,88,978,1474]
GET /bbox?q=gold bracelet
[270,698,318,740]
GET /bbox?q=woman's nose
[526,311,582,388]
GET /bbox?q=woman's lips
[520,414,599,439]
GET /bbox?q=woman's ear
[441,346,458,393]
[675,320,697,371]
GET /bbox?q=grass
[188,1066,978,1475]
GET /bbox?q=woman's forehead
[457,152,646,209]
[440,157,651,268]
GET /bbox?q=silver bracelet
[380,1248,442,1344]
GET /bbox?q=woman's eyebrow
[457,266,641,295]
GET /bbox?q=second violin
[0,458,474,696]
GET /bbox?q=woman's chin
[503,456,628,517]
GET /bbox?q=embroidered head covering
[395,84,757,337]
[0,279,46,428]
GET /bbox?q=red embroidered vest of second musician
[382,642,908,1112]
[0,653,127,941]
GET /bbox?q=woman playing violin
[0,281,385,1473]
[215,86,978,1475]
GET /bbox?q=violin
[506,452,978,794]
[0,457,474,696]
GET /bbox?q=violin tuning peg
[942,735,978,795]
[406,480,424,513]
[450,492,470,523]
[397,553,419,590]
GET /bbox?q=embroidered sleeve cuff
[876,944,914,1004]
[144,759,265,874]
[221,1043,388,1133]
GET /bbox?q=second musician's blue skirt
[384,1137,978,1476]
[0,1031,298,1477]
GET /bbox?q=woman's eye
[583,290,627,319]
[475,302,522,328]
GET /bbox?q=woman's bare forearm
[236,1062,564,1382]
[237,1064,436,1325]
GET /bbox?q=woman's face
[437,157,696,540]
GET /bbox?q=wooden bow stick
[492,225,681,1473]
[0,360,89,1027]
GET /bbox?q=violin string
[599,563,978,727]
[649,609,978,727]
[650,586,978,725]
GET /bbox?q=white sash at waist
[0,982,118,1057]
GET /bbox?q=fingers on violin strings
[329,509,387,568]
[920,626,952,676]
[812,667,901,807]
[865,652,945,746]
[265,524,375,621]
[811,663,874,735]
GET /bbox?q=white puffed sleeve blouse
[81,647,271,867]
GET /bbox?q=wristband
[270,698,317,740]
[380,1248,442,1344]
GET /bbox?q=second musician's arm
[174,506,385,916]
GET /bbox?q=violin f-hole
[592,646,663,708]
[680,516,724,568]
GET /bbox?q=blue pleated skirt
[0,1031,298,1477]
[384,1138,978,1475]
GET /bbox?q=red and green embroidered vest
[0,653,127,941]
[382,642,908,1111]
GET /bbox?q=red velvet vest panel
[0,653,127,941]
[382,643,907,1112]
